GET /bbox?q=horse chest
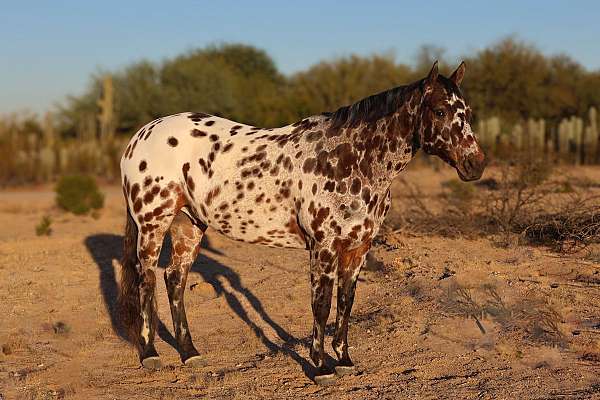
[298,185,391,250]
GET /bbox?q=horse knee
[140,269,157,292]
[164,266,184,297]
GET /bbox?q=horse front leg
[332,241,370,376]
[309,247,336,385]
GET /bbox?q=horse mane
[326,79,424,129]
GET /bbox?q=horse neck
[329,91,422,191]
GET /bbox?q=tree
[285,54,413,121]
[463,37,549,121]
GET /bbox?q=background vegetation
[1,37,600,186]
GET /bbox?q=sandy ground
[2,166,600,399]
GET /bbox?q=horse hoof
[184,355,208,368]
[141,356,162,370]
[314,371,337,386]
[335,365,357,377]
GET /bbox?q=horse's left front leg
[309,247,336,385]
[332,241,370,376]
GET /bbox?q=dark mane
[327,79,424,129]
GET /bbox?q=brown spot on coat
[191,129,207,137]
[205,187,221,206]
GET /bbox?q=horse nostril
[464,156,475,172]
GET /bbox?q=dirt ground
[2,166,600,399]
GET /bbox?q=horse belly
[189,159,306,249]
[193,184,304,249]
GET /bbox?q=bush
[524,201,600,252]
[35,215,52,236]
[482,155,554,246]
[55,175,104,215]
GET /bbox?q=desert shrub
[55,174,104,215]
[481,155,555,245]
[391,155,600,252]
[524,200,600,252]
[481,156,600,250]
[442,280,565,346]
[35,215,52,236]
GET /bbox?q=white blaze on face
[461,122,480,157]
[448,94,479,157]
[448,93,460,106]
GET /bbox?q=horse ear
[450,61,466,86]
[424,61,439,91]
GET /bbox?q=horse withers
[117,61,485,384]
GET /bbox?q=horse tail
[117,209,141,345]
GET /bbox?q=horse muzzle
[456,152,486,182]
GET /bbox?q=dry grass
[524,200,600,252]
[441,280,566,347]
[389,156,600,253]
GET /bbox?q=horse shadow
[84,233,324,378]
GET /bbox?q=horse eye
[435,109,445,118]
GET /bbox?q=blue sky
[1,1,599,115]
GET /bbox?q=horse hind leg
[165,212,206,367]
[135,218,174,370]
[119,180,183,369]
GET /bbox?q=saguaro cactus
[573,116,584,164]
[97,75,115,146]
[97,75,118,180]
[588,107,600,163]
[39,112,57,180]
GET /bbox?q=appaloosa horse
[117,61,485,384]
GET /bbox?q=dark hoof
[314,371,337,386]
[183,355,208,368]
[141,356,162,370]
[335,364,357,377]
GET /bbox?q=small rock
[365,253,385,272]
[53,321,70,335]
[550,283,559,289]
[190,282,218,300]
[1,344,12,355]
[402,257,418,268]
[439,267,455,280]
[49,388,66,399]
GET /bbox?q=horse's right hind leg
[165,213,206,366]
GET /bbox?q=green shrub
[55,175,104,215]
[35,215,52,236]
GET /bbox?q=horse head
[417,61,486,181]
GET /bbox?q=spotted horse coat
[117,61,486,384]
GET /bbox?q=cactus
[39,112,57,179]
[588,107,600,163]
[512,123,523,149]
[572,116,583,164]
[97,75,115,146]
[39,147,56,181]
[558,118,568,156]
[78,113,96,142]
[489,117,501,138]
[59,146,70,173]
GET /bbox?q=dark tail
[117,210,141,347]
